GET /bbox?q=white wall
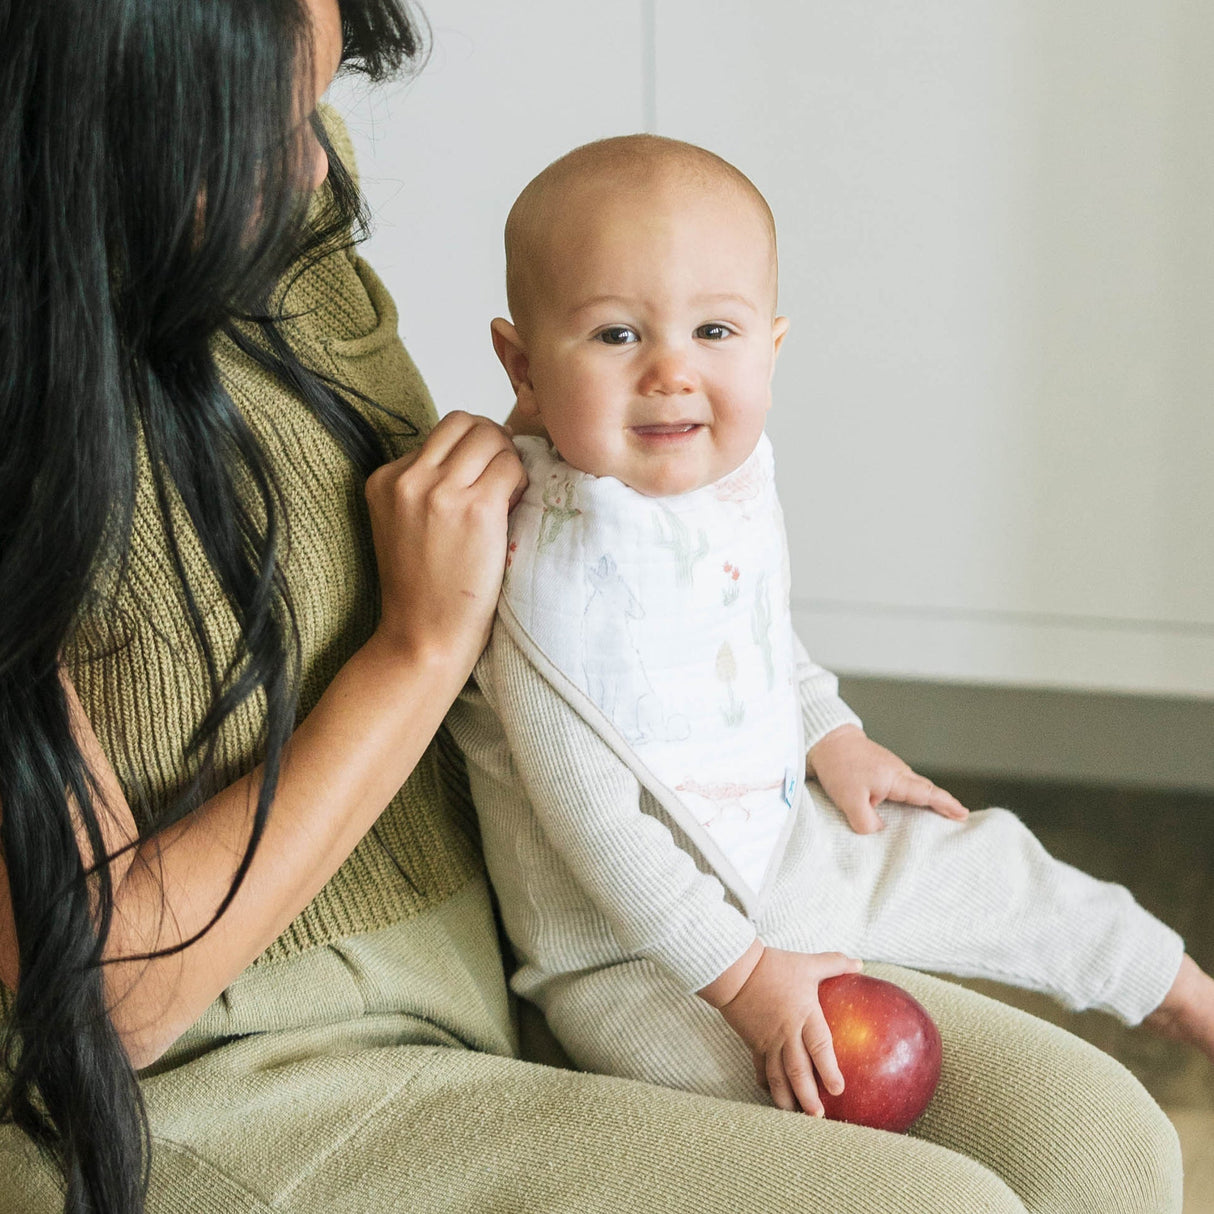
[329,1,1214,701]
[327,2,648,423]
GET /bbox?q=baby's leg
[1143,952,1214,1061]
[538,956,767,1103]
[767,790,1186,1026]
[536,958,1180,1214]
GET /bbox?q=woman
[0,1,1184,1212]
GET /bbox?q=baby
[448,134,1214,1118]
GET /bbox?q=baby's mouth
[631,423,702,436]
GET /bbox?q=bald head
[504,135,778,336]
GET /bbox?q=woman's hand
[713,944,863,1117]
[365,411,527,672]
[4,415,527,1068]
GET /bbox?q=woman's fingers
[401,414,526,519]
[406,409,489,470]
[477,443,530,509]
[390,411,518,496]
[368,413,522,530]
[432,416,520,490]
[363,412,525,666]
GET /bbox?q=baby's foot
[1143,954,1214,1062]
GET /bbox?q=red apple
[816,972,942,1132]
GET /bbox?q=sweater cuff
[1094,914,1186,1026]
[800,688,863,753]
[646,907,759,994]
[792,631,862,751]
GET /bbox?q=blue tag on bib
[783,767,799,808]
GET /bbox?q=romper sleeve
[792,630,863,750]
[449,624,758,995]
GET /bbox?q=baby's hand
[714,945,863,1116]
[807,724,968,834]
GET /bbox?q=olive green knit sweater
[62,122,480,969]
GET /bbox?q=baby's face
[511,180,787,496]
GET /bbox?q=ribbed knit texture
[61,114,481,967]
[456,618,1183,1033]
[794,632,864,746]
[4,941,1181,1214]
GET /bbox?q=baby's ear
[772,315,791,356]
[490,318,537,413]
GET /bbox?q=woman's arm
[0,412,526,1069]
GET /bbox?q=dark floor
[922,771,1214,1207]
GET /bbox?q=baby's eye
[596,326,639,345]
[695,323,733,341]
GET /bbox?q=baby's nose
[638,347,698,395]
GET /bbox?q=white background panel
[328,2,1214,696]
[655,1,1214,691]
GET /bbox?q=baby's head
[492,135,789,497]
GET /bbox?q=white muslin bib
[499,433,804,912]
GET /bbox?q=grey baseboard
[835,676,1214,794]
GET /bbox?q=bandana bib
[499,433,804,913]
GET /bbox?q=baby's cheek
[550,424,617,480]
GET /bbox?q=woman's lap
[148,1002,1027,1213]
[1,1023,1026,1214]
[539,960,1181,1214]
[891,964,1181,1214]
[0,956,1180,1213]
[0,1010,1028,1214]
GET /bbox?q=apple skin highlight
[817,973,943,1132]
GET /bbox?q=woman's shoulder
[225,102,437,452]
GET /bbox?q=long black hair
[0,2,424,1210]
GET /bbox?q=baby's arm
[794,634,968,834]
[468,624,757,991]
[464,625,867,1113]
[699,940,863,1117]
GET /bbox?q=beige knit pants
[0,897,1181,1213]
